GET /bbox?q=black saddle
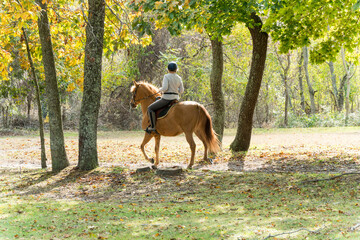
[155,100,178,119]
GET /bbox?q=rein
[132,86,160,102]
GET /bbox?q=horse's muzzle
[130,102,137,108]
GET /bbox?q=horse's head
[130,80,140,108]
[130,80,160,108]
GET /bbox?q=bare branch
[264,227,323,239]
[299,172,360,184]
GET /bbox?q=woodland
[1,0,360,239]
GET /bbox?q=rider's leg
[147,98,171,131]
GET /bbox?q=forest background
[2,0,360,133]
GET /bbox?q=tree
[303,46,316,114]
[209,38,225,142]
[275,49,291,126]
[298,50,305,112]
[22,27,47,169]
[78,0,106,170]
[230,12,268,151]
[36,0,69,171]
[340,47,357,124]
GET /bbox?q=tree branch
[299,172,360,184]
[264,227,323,239]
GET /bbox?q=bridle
[131,84,160,105]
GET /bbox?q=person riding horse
[146,62,184,133]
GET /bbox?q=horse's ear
[133,80,138,86]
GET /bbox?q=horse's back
[156,101,203,136]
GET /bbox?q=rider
[146,62,184,133]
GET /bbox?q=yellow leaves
[140,34,152,47]
[155,1,163,9]
[44,115,49,123]
[128,11,142,21]
[120,29,129,39]
[67,82,76,92]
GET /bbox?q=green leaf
[352,0,360,11]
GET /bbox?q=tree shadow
[17,166,91,196]
[256,157,360,173]
[227,152,246,172]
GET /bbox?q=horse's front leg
[141,133,154,163]
[184,132,196,169]
[153,135,161,168]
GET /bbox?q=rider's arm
[179,77,184,94]
[159,75,169,92]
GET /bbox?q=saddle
[156,100,178,119]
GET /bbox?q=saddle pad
[156,100,178,119]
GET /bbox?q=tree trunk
[298,51,305,112]
[284,54,290,126]
[27,94,32,122]
[341,47,354,125]
[22,27,47,169]
[209,38,225,143]
[78,0,105,170]
[276,51,291,126]
[37,1,68,171]
[338,74,347,111]
[230,12,268,152]
[303,46,316,114]
[327,61,339,111]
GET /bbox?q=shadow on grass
[227,152,246,172]
[14,167,91,196]
[12,166,129,201]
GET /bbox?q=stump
[136,166,152,173]
[156,166,183,176]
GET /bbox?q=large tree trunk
[78,0,105,170]
[298,51,305,112]
[303,46,316,114]
[37,1,68,172]
[230,12,268,152]
[209,38,225,143]
[22,27,47,169]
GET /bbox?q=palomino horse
[130,80,220,169]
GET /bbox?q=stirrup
[145,127,158,134]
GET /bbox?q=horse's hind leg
[184,132,196,169]
[153,135,161,168]
[195,130,208,162]
[141,133,154,163]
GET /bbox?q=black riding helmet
[168,62,177,71]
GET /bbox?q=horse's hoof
[187,165,193,170]
[151,165,158,170]
[149,158,155,164]
[207,158,214,164]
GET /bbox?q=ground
[2,128,360,173]
[1,128,360,239]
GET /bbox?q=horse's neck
[140,98,155,116]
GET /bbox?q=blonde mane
[130,81,159,93]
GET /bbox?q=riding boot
[146,110,157,133]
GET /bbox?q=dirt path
[1,130,360,173]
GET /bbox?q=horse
[130,80,220,169]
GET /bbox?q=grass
[1,128,360,239]
[1,167,360,239]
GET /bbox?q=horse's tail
[198,104,221,154]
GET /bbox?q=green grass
[1,168,360,239]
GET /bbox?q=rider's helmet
[168,62,178,72]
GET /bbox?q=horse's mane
[130,81,159,93]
